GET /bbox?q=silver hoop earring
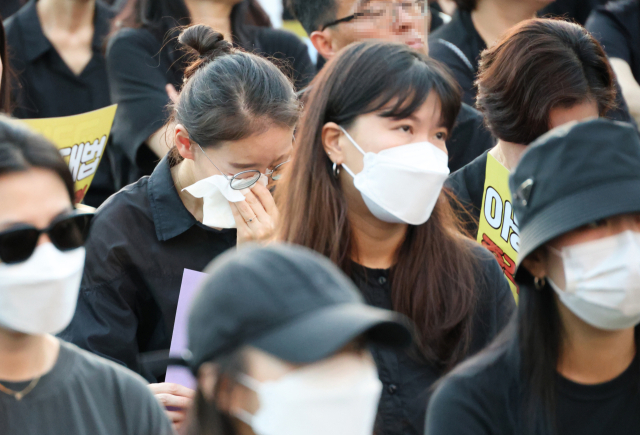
[332,163,341,179]
[534,277,546,290]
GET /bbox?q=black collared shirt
[351,243,515,435]
[59,156,237,381]
[4,0,116,207]
[429,9,636,128]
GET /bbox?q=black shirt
[4,0,116,207]
[587,0,640,84]
[59,156,237,381]
[540,0,609,25]
[351,243,515,435]
[448,103,494,173]
[106,26,314,180]
[0,340,173,435]
[425,343,640,435]
[446,149,489,236]
[429,9,637,128]
[429,10,483,107]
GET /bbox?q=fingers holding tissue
[232,181,279,245]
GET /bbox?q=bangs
[363,59,460,132]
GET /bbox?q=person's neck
[557,307,636,384]
[471,0,539,48]
[489,140,527,172]
[0,329,60,382]
[171,159,204,222]
[184,0,234,41]
[348,207,407,270]
[36,0,95,34]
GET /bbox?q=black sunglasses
[0,211,94,265]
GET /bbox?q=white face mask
[547,230,640,331]
[0,243,86,335]
[233,354,382,435]
[339,127,450,225]
[183,174,267,229]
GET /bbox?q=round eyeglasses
[197,144,289,190]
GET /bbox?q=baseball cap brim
[516,178,640,279]
[248,303,413,364]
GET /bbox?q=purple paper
[165,269,209,390]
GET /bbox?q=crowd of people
[1,0,639,435]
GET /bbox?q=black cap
[510,119,640,278]
[187,243,413,373]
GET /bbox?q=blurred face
[323,92,448,219]
[201,344,376,435]
[317,0,429,60]
[176,125,295,190]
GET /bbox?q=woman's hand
[148,382,195,431]
[231,182,279,245]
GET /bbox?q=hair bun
[179,24,233,58]
[179,25,234,79]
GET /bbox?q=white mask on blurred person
[339,127,449,225]
[183,175,267,229]
[0,243,85,335]
[233,354,382,435]
[548,230,640,330]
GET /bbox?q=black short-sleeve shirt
[106,25,314,180]
[425,341,640,435]
[586,0,640,84]
[351,243,515,435]
[59,156,237,381]
[4,0,116,207]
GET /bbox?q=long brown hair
[277,41,478,369]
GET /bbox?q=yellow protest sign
[476,154,520,302]
[18,105,117,204]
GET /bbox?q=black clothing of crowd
[2,2,640,435]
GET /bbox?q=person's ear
[174,124,196,161]
[310,30,337,61]
[521,248,549,280]
[322,122,344,165]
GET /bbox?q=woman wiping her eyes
[277,40,515,435]
[60,24,299,429]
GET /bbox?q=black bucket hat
[510,118,640,280]
[186,243,413,373]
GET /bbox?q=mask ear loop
[337,126,365,178]
[231,374,262,426]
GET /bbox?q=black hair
[114,0,271,50]
[169,25,299,163]
[286,0,338,35]
[0,115,74,202]
[186,350,246,435]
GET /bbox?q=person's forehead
[335,0,359,17]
